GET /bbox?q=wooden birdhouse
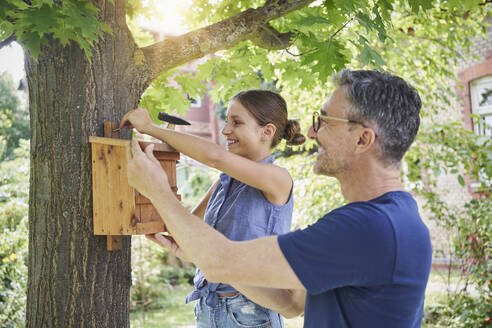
[89,122,180,250]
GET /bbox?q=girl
[121,89,305,328]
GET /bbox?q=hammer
[113,112,191,132]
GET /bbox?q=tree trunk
[26,1,148,326]
[24,0,314,325]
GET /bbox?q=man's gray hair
[333,70,422,164]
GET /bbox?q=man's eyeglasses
[312,112,366,133]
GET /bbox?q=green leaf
[302,40,348,84]
[476,136,490,147]
[458,175,465,187]
[17,5,61,37]
[356,11,389,43]
[18,31,48,60]
[290,10,332,35]
[444,0,483,11]
[375,0,394,22]
[360,43,386,67]
[35,0,56,7]
[407,0,435,14]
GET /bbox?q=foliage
[0,73,29,162]
[275,152,346,228]
[140,0,489,123]
[405,120,492,327]
[176,164,219,211]
[0,139,29,327]
[131,235,196,312]
[0,0,112,60]
[424,293,492,328]
[1,0,491,325]
[130,285,196,328]
[129,286,304,328]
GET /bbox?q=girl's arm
[120,108,292,205]
[191,179,219,219]
[128,141,305,291]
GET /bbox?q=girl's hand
[120,107,153,133]
[145,233,192,262]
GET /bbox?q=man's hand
[120,107,153,133]
[146,233,192,262]
[126,139,170,200]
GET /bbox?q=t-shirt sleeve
[278,205,396,295]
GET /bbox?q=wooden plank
[141,141,178,153]
[103,122,121,139]
[92,143,105,234]
[107,236,122,251]
[104,122,123,250]
[91,123,182,240]
[89,136,177,153]
[109,145,124,235]
[136,221,166,235]
[160,160,177,187]
[154,150,180,161]
[135,191,152,205]
[92,143,112,235]
[89,136,128,147]
[139,204,156,223]
[119,142,138,234]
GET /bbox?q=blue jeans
[194,293,283,328]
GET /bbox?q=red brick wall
[456,56,492,197]
[457,57,492,131]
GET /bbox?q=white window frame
[470,75,492,136]
[187,94,202,108]
[469,75,492,190]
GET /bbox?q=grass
[130,285,305,327]
[130,269,466,328]
[131,285,195,328]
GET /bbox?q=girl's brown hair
[232,89,305,148]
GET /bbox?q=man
[125,70,432,327]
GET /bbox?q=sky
[0,42,25,84]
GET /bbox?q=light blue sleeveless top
[186,155,294,307]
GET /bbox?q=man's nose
[307,125,317,139]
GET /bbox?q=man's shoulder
[318,191,421,234]
[328,191,417,217]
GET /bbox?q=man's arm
[146,232,306,318]
[232,285,306,318]
[127,140,305,290]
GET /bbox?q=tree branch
[140,0,314,82]
[250,23,294,50]
[0,33,17,50]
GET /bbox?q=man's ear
[354,128,376,154]
[261,123,277,143]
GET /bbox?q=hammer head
[158,112,191,126]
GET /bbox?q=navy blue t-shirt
[278,191,432,328]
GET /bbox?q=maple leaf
[302,40,348,84]
[407,0,435,14]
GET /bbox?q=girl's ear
[261,123,277,143]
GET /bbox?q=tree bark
[26,1,144,326]
[26,0,313,326]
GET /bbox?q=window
[187,94,202,108]
[470,75,492,136]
